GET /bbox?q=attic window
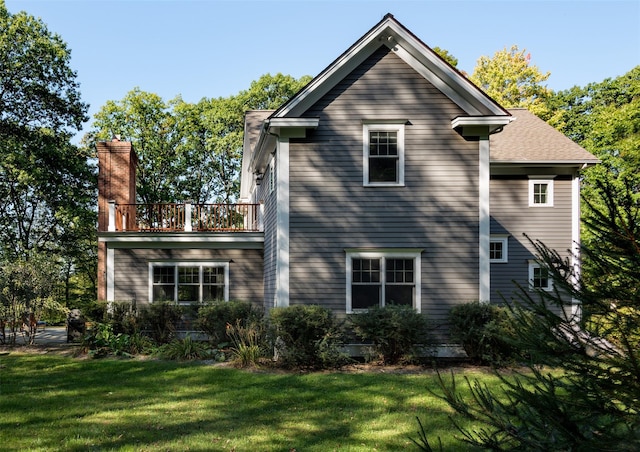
[528,178,555,207]
[363,123,405,186]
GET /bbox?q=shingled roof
[491,108,599,164]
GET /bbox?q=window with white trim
[346,250,421,313]
[268,156,275,194]
[149,262,229,304]
[363,123,405,186]
[490,236,509,263]
[529,178,554,207]
[529,261,553,291]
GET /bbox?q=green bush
[349,305,431,364]
[196,300,263,346]
[83,322,153,358]
[226,320,264,367]
[269,305,348,369]
[138,301,183,344]
[448,301,519,364]
[158,335,214,361]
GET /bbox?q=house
[97,14,598,347]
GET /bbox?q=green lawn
[0,353,495,451]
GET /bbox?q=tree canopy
[470,45,551,115]
[85,73,311,204]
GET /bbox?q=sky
[6,0,640,142]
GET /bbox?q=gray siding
[288,46,479,323]
[260,159,278,311]
[490,175,573,302]
[112,247,264,306]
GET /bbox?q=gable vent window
[363,123,405,186]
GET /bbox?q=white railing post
[108,200,116,232]
[184,201,193,232]
[259,202,264,232]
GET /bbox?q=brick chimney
[97,138,137,301]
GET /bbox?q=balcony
[106,201,262,232]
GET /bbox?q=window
[529,262,553,291]
[490,236,509,263]
[149,262,229,304]
[268,156,275,194]
[529,178,554,207]
[346,250,421,313]
[363,123,405,186]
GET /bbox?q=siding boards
[112,248,264,306]
[490,175,573,302]
[287,46,480,320]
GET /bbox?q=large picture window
[346,250,421,313]
[363,122,405,186]
[149,262,229,304]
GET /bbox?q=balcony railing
[107,202,262,232]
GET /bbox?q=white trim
[479,137,491,302]
[148,261,230,304]
[528,178,555,207]
[98,232,263,246]
[345,249,422,314]
[489,235,509,263]
[106,246,115,302]
[571,173,581,308]
[363,123,405,187]
[276,138,290,307]
[528,261,553,292]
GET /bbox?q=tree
[415,177,640,451]
[0,1,94,309]
[470,45,551,115]
[547,67,640,291]
[86,73,311,203]
[432,46,458,68]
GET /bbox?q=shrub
[138,301,183,344]
[350,305,431,364]
[269,305,347,369]
[83,322,153,358]
[226,320,264,367]
[196,300,262,346]
[448,301,519,364]
[159,334,212,361]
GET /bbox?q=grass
[0,352,498,451]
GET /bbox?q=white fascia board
[451,116,513,134]
[268,117,320,129]
[490,159,601,166]
[98,232,264,249]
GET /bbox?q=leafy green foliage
[0,256,66,344]
[269,305,348,369]
[226,319,264,367]
[0,3,94,308]
[85,73,310,203]
[138,301,183,344]
[470,45,551,116]
[350,305,431,364]
[422,179,640,450]
[196,299,262,346]
[83,322,152,358]
[448,301,519,365]
[158,334,212,361]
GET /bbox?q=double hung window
[363,122,405,186]
[150,262,229,304]
[346,250,421,313]
[489,235,509,263]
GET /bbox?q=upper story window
[529,178,554,207]
[490,235,509,263]
[346,249,421,313]
[363,122,405,186]
[149,261,229,304]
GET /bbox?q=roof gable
[273,14,509,119]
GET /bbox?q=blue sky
[6,0,640,141]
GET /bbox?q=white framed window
[363,122,405,186]
[528,261,553,291]
[346,249,421,313]
[490,235,509,263]
[149,261,229,304]
[529,178,554,207]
